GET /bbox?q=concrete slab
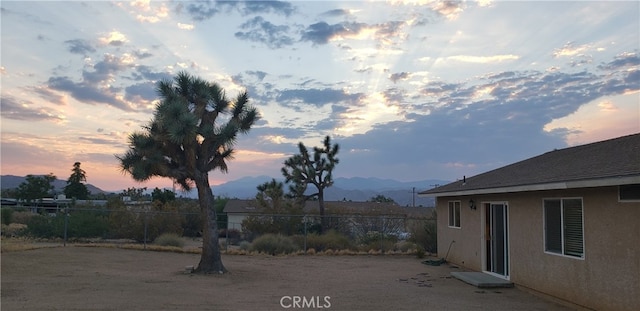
[450,272,514,288]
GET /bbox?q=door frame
[481,201,510,280]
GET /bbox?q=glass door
[485,203,509,278]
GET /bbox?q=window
[544,198,584,258]
[448,201,461,228]
[619,184,640,201]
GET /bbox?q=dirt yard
[1,245,577,310]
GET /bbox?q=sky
[1,0,639,193]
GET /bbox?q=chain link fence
[1,205,437,254]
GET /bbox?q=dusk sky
[1,0,639,192]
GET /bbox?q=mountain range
[0,175,105,195]
[1,175,448,207]
[210,176,446,207]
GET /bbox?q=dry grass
[0,238,58,252]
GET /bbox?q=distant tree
[256,179,286,209]
[117,72,258,274]
[64,162,90,199]
[151,187,176,203]
[16,174,56,204]
[281,135,339,233]
[121,187,148,201]
[369,195,396,204]
[242,179,303,238]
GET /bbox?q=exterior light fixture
[468,199,476,210]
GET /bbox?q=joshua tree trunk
[318,188,326,233]
[194,173,226,274]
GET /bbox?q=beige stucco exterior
[436,186,640,311]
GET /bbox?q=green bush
[239,240,251,251]
[250,234,299,255]
[416,245,426,258]
[11,211,35,225]
[25,214,60,237]
[24,210,110,239]
[409,219,437,254]
[397,241,417,253]
[153,233,185,247]
[1,208,14,225]
[108,202,184,242]
[294,230,353,252]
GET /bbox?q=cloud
[301,20,409,48]
[0,95,65,122]
[98,31,128,46]
[445,54,519,64]
[31,85,67,105]
[182,1,220,21]
[320,9,354,17]
[235,16,295,48]
[47,76,132,111]
[181,0,295,21]
[82,53,133,84]
[129,1,169,23]
[132,65,173,82]
[124,81,158,103]
[64,39,96,55]
[177,23,195,30]
[553,42,592,58]
[242,1,295,16]
[389,72,410,83]
[276,88,363,108]
[301,21,367,45]
[598,52,640,70]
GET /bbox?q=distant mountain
[1,175,106,195]
[212,176,448,207]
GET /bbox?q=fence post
[380,216,385,252]
[225,223,229,251]
[63,209,69,247]
[303,215,307,253]
[143,210,148,250]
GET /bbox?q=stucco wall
[436,186,640,311]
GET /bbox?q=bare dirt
[1,245,578,310]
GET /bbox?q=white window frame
[448,201,461,228]
[543,197,585,259]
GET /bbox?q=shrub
[250,234,299,255]
[219,228,242,245]
[1,208,14,225]
[239,240,251,251]
[409,219,437,254]
[25,214,60,238]
[23,210,110,239]
[361,239,396,252]
[65,209,110,238]
[416,245,426,258]
[397,241,417,253]
[12,211,35,225]
[295,230,353,252]
[153,233,185,247]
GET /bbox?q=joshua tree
[117,72,259,273]
[281,136,339,233]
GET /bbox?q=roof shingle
[420,133,640,196]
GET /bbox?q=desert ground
[1,244,579,311]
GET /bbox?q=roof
[223,199,432,216]
[419,133,640,197]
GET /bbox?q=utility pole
[408,187,416,207]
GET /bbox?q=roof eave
[418,175,640,197]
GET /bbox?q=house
[418,133,640,311]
